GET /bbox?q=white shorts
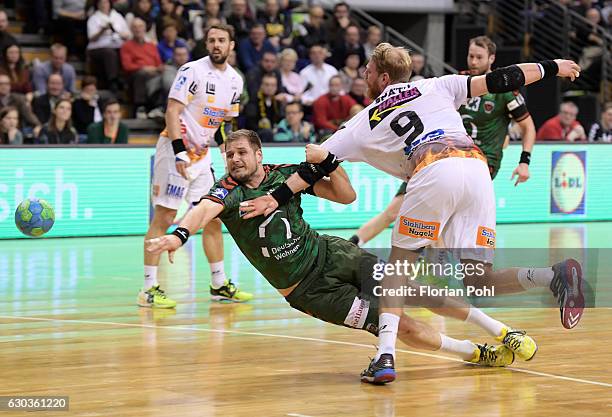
[392,157,496,263]
[151,137,215,210]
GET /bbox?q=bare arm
[165,98,186,141]
[517,115,536,153]
[311,166,356,204]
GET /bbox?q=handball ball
[14,198,55,237]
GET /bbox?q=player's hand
[240,196,279,219]
[305,144,329,164]
[146,235,182,263]
[511,163,530,186]
[554,59,581,81]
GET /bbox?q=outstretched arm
[146,199,224,262]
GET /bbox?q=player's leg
[349,184,405,246]
[189,166,252,303]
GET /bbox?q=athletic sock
[465,307,506,338]
[375,313,400,361]
[144,265,158,289]
[517,267,554,290]
[438,334,478,361]
[210,261,226,289]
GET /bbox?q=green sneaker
[210,280,253,303]
[137,285,177,309]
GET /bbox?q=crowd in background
[0,0,611,145]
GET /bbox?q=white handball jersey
[322,75,475,180]
[162,56,243,162]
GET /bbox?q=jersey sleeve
[168,64,196,106]
[505,91,530,122]
[436,74,470,109]
[320,114,362,162]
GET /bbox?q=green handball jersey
[201,164,320,290]
[459,90,529,178]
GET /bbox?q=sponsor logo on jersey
[206,82,216,95]
[166,183,185,199]
[476,226,496,248]
[369,87,422,129]
[230,92,240,105]
[405,129,445,158]
[551,151,586,215]
[174,75,187,90]
[398,217,440,240]
[211,187,229,200]
[188,81,198,95]
[344,297,370,329]
[484,100,495,114]
[201,106,227,128]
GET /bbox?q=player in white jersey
[241,43,586,384]
[139,24,252,308]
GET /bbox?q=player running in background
[241,43,585,384]
[146,129,543,373]
[140,24,252,309]
[348,36,536,248]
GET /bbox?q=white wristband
[537,63,545,79]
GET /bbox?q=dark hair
[48,98,73,134]
[81,75,97,89]
[1,43,26,83]
[204,23,235,42]
[0,106,18,143]
[334,2,350,12]
[285,101,303,112]
[250,23,266,31]
[469,35,496,56]
[102,97,120,113]
[226,129,262,150]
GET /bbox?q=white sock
[144,265,158,289]
[517,267,554,290]
[375,313,400,360]
[209,261,226,289]
[438,334,478,361]
[465,307,506,338]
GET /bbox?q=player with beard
[241,43,586,384]
[140,24,252,308]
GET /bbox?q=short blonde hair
[370,43,412,83]
[279,48,298,62]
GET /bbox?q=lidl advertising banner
[1,144,611,239]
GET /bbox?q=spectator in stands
[52,0,87,58]
[32,74,71,125]
[37,99,78,144]
[72,75,103,138]
[258,0,292,49]
[299,44,338,106]
[326,2,359,47]
[364,25,382,59]
[31,43,77,94]
[245,73,283,142]
[121,17,164,119]
[246,50,281,99]
[226,0,255,44]
[0,74,41,134]
[87,98,129,144]
[572,0,597,18]
[588,102,612,142]
[193,0,224,41]
[87,0,130,92]
[161,46,190,104]
[125,0,157,44]
[602,1,612,26]
[0,44,32,98]
[537,101,586,141]
[155,0,187,40]
[0,106,22,145]
[0,10,18,55]
[279,48,305,103]
[338,50,362,93]
[293,6,327,59]
[312,75,356,137]
[239,24,277,72]
[576,8,604,71]
[273,101,315,143]
[348,77,371,107]
[332,25,365,69]
[157,17,189,64]
[409,52,433,81]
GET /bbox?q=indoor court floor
[1,223,611,416]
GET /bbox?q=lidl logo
[551,151,586,215]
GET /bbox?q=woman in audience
[0,43,33,99]
[0,106,22,145]
[278,48,305,103]
[72,76,103,140]
[87,98,129,144]
[37,99,78,144]
[338,50,361,93]
[125,0,157,44]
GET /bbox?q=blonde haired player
[140,24,252,308]
[241,43,585,384]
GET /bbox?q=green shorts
[395,181,407,197]
[285,235,381,335]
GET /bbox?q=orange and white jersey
[162,56,243,162]
[321,75,475,181]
